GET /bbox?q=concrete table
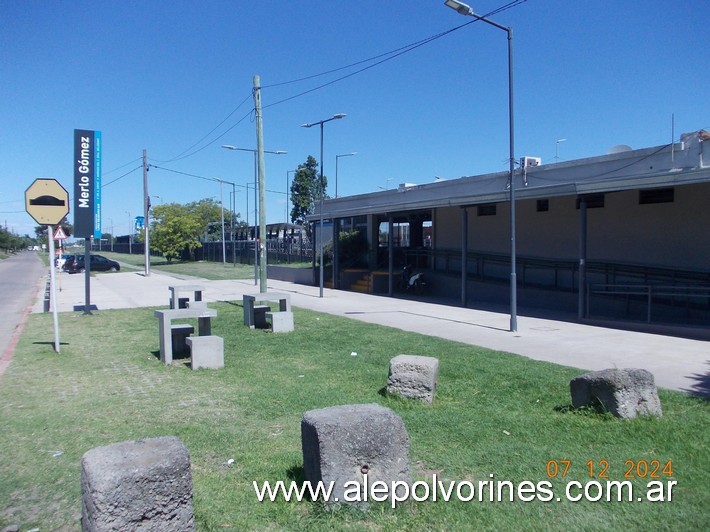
[155,307,217,364]
[243,292,291,328]
[169,285,206,309]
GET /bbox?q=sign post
[25,178,70,353]
[73,129,102,315]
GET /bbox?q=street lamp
[221,145,288,285]
[445,0,518,332]
[555,138,567,161]
[335,152,357,198]
[301,113,347,298]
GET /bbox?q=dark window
[576,194,605,209]
[639,188,674,205]
[537,199,549,212]
[477,204,497,216]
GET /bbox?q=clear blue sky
[1,0,707,239]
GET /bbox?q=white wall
[433,183,710,271]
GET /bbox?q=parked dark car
[63,254,120,274]
[55,254,74,269]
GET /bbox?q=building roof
[310,130,710,220]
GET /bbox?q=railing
[587,284,710,324]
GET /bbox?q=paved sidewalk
[35,269,710,396]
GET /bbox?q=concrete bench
[81,436,195,530]
[387,355,439,403]
[169,284,206,310]
[266,311,294,333]
[570,368,662,418]
[155,308,218,365]
[171,324,195,356]
[301,404,411,509]
[187,335,224,370]
[243,292,291,328]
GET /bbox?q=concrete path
[32,268,710,396]
[0,252,45,377]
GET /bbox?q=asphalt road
[0,251,45,373]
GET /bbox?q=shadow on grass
[32,341,70,347]
[286,464,306,484]
[150,349,191,364]
[554,402,617,420]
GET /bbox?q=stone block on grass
[570,368,662,419]
[81,436,194,531]
[301,404,411,509]
[387,354,439,403]
[187,335,224,370]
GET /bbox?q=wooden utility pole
[143,149,150,276]
[253,75,267,293]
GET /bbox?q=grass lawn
[0,301,708,530]
[97,251,254,281]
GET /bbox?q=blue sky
[1,0,707,239]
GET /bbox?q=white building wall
[433,182,710,271]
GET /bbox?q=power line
[103,157,143,176]
[153,93,254,164]
[262,0,529,109]
[149,1,529,162]
[102,165,143,188]
[150,164,287,195]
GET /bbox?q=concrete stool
[301,403,411,509]
[387,354,439,403]
[266,311,294,333]
[570,368,663,419]
[253,305,270,329]
[171,324,195,356]
[81,436,195,531]
[187,335,224,370]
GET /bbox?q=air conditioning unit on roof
[520,156,541,168]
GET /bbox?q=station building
[308,130,710,325]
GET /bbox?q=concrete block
[171,324,194,356]
[266,311,294,333]
[187,335,224,370]
[301,403,410,509]
[570,368,663,419]
[81,436,194,531]
[387,354,439,403]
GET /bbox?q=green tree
[149,203,202,262]
[290,156,328,232]
[33,217,73,246]
[186,198,225,241]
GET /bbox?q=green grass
[1,302,708,530]
[97,251,254,280]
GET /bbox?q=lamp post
[445,0,517,332]
[221,145,287,285]
[335,152,357,198]
[555,138,567,161]
[301,113,346,298]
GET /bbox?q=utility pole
[253,75,267,293]
[143,149,150,276]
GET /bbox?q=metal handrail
[587,284,710,323]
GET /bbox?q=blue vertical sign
[94,132,102,239]
[73,129,102,239]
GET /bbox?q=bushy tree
[186,198,225,242]
[290,156,328,232]
[149,203,202,262]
